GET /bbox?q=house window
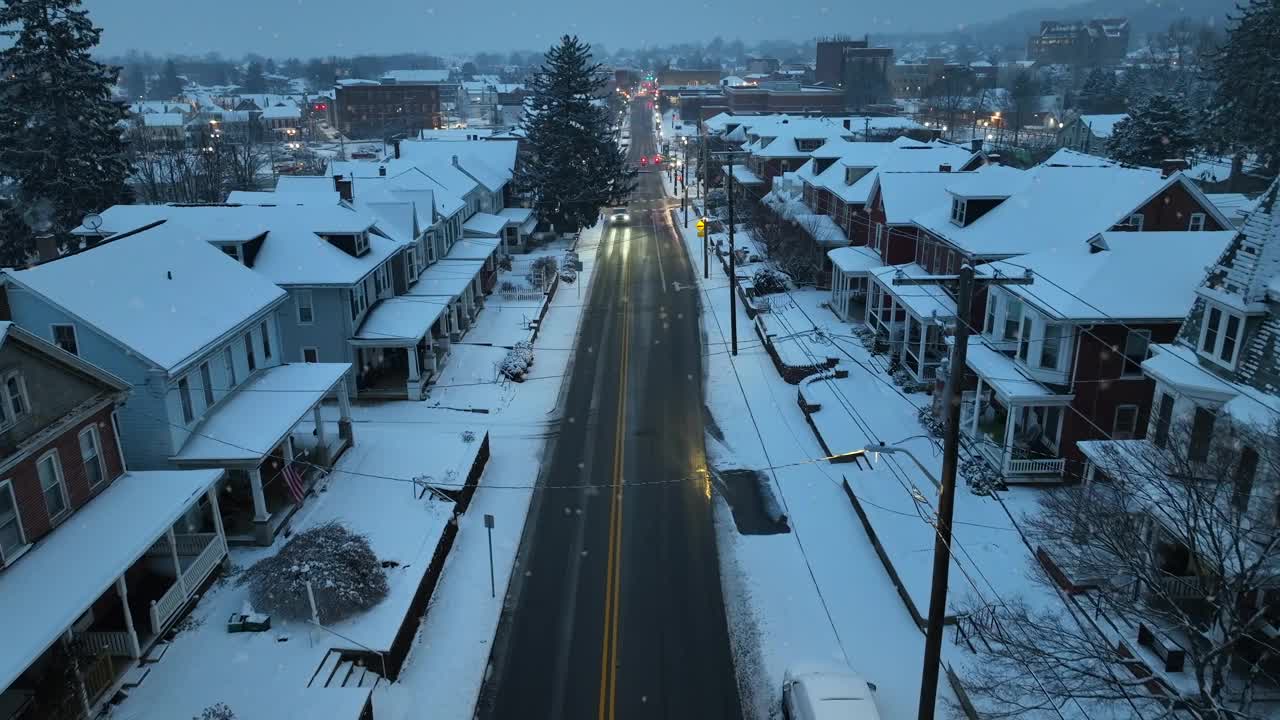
[1189,406,1216,463]
[1004,298,1023,343]
[984,299,997,335]
[950,198,967,226]
[36,451,68,522]
[224,347,237,388]
[353,231,370,255]
[296,290,314,324]
[1233,446,1260,510]
[245,332,256,373]
[406,247,420,284]
[178,376,195,423]
[0,479,24,563]
[1018,316,1033,361]
[874,223,884,252]
[1040,323,1063,369]
[79,426,106,489]
[374,265,385,295]
[1198,304,1244,368]
[1189,213,1206,232]
[1153,391,1174,448]
[219,244,243,263]
[1126,213,1144,230]
[302,347,319,363]
[4,373,28,420]
[1113,405,1139,440]
[200,362,214,407]
[1122,330,1151,377]
[51,324,79,355]
[260,321,272,360]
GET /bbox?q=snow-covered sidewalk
[373,226,602,720]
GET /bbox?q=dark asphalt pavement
[481,100,742,720]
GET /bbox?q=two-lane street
[483,99,742,720]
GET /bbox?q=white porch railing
[79,630,135,658]
[1006,457,1067,476]
[173,532,218,557]
[149,583,185,636]
[181,533,225,592]
[1152,573,1206,601]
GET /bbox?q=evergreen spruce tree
[1204,0,1280,178]
[517,35,635,234]
[123,64,147,100]
[242,61,267,94]
[0,0,131,264]
[1106,93,1197,168]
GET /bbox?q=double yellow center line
[598,240,630,720]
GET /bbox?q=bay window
[1197,303,1244,368]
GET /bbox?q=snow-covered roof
[499,207,535,227]
[914,164,1175,258]
[984,230,1237,321]
[447,237,502,262]
[381,69,452,84]
[408,259,484,298]
[1202,179,1280,308]
[796,212,848,248]
[871,263,956,319]
[1077,113,1128,139]
[0,468,223,692]
[7,222,287,373]
[396,139,517,192]
[945,164,1030,199]
[143,112,185,127]
[261,105,301,120]
[1206,193,1258,227]
[330,161,474,219]
[875,170,981,225]
[966,337,1068,403]
[353,297,445,345]
[462,213,508,237]
[726,164,764,185]
[827,245,882,274]
[1040,148,1116,168]
[172,362,350,463]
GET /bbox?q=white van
[783,665,882,720]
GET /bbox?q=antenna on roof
[81,213,103,233]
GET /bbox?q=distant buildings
[334,70,459,139]
[814,36,893,109]
[1029,18,1130,66]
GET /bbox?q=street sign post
[695,218,706,237]
[484,513,496,599]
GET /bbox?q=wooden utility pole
[891,265,1032,720]
[727,155,737,356]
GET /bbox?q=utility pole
[726,155,737,356]
[891,265,1032,720]
[682,139,689,228]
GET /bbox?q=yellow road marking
[598,248,630,720]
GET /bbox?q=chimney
[1161,158,1188,179]
[451,154,460,168]
[939,163,952,173]
[394,139,402,159]
[35,234,59,263]
[378,165,387,177]
[970,138,983,153]
[987,153,1002,165]
[843,118,851,130]
[333,174,353,201]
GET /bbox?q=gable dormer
[948,190,1009,228]
[795,137,824,152]
[814,157,837,175]
[845,166,872,186]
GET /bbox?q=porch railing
[149,534,225,636]
[174,532,218,557]
[1152,572,1207,601]
[1006,457,1066,476]
[78,630,135,658]
[182,533,225,592]
[149,583,185,637]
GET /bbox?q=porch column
[917,319,928,379]
[115,577,142,659]
[337,378,355,446]
[313,405,327,454]
[1002,404,1018,471]
[206,487,229,556]
[249,466,269,522]
[971,377,984,436]
[166,526,189,598]
[407,345,421,382]
[427,338,439,374]
[63,632,92,719]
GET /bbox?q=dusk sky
[83,0,1078,57]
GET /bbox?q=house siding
[6,403,126,547]
[1127,182,1225,232]
[0,342,104,458]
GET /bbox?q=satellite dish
[82,213,104,233]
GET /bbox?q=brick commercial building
[723,83,846,114]
[335,71,456,138]
[656,69,722,87]
[814,36,893,108]
[1029,18,1130,66]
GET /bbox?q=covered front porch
[352,297,447,400]
[171,363,354,546]
[498,207,537,253]
[827,245,881,323]
[962,337,1072,481]
[0,470,225,720]
[408,258,486,342]
[869,263,956,385]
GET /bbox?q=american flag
[284,463,307,505]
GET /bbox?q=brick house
[0,323,227,719]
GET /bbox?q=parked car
[783,665,881,720]
[609,206,630,224]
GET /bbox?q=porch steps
[141,641,170,664]
[308,650,343,688]
[121,665,151,689]
[356,668,381,690]
[332,659,357,687]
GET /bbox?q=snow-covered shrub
[559,267,578,283]
[751,268,787,296]
[240,522,388,624]
[960,456,1005,495]
[497,255,513,271]
[500,341,535,381]
[194,704,236,720]
[527,256,559,288]
[917,405,945,438]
